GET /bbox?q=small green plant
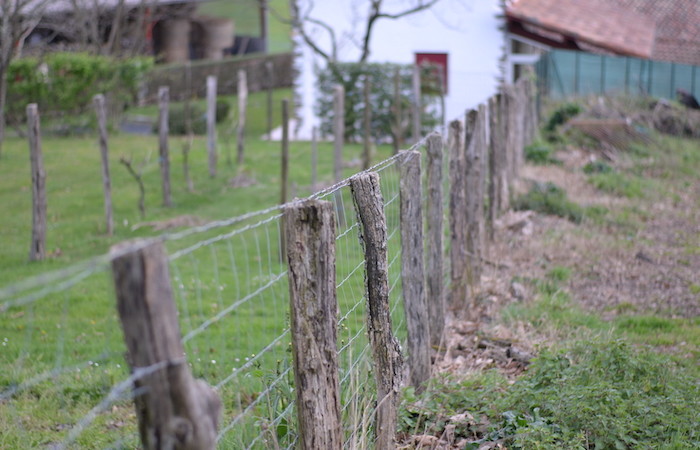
[543,102,582,142]
[582,160,613,174]
[588,172,646,198]
[512,182,584,223]
[524,141,560,165]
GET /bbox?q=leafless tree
[287,0,440,77]
[0,0,50,157]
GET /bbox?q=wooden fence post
[350,172,403,450]
[27,103,46,262]
[425,133,444,347]
[237,69,247,165]
[206,75,217,177]
[93,94,114,235]
[362,75,372,171]
[399,150,431,391]
[110,239,221,450]
[333,84,344,183]
[333,84,346,226]
[494,92,509,213]
[158,86,172,207]
[448,119,466,311]
[411,64,421,144]
[465,106,487,295]
[487,96,498,242]
[311,126,318,193]
[392,67,402,155]
[280,99,290,261]
[284,199,342,450]
[266,60,274,140]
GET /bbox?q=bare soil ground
[435,142,700,378]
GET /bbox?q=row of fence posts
[108,72,538,449]
[25,63,430,264]
[24,70,253,261]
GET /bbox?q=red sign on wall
[415,52,448,94]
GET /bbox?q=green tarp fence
[535,49,700,101]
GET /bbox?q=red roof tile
[507,0,700,65]
[507,0,657,58]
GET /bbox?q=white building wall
[293,0,503,139]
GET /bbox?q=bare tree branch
[360,0,440,62]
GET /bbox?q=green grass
[0,86,402,447]
[400,267,700,448]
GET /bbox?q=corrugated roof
[506,0,657,59]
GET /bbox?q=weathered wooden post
[27,103,46,262]
[311,126,318,193]
[333,84,344,183]
[206,75,217,177]
[350,172,403,450]
[448,119,466,311]
[93,94,114,235]
[392,67,402,155]
[465,106,486,294]
[284,199,342,450]
[399,150,431,391]
[487,95,499,241]
[183,62,195,193]
[362,75,372,170]
[280,99,290,260]
[158,86,172,207]
[425,133,445,347]
[333,84,346,225]
[494,92,509,213]
[411,64,421,144]
[266,60,274,140]
[237,69,248,165]
[110,239,221,450]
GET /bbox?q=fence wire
[0,148,414,449]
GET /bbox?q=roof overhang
[506,0,657,59]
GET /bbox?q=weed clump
[544,102,582,142]
[399,339,700,449]
[524,141,561,165]
[512,182,584,223]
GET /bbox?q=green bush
[316,62,441,142]
[6,53,152,122]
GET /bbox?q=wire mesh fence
[1,72,537,448]
[0,152,407,449]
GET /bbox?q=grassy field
[0,86,403,447]
[3,92,700,448]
